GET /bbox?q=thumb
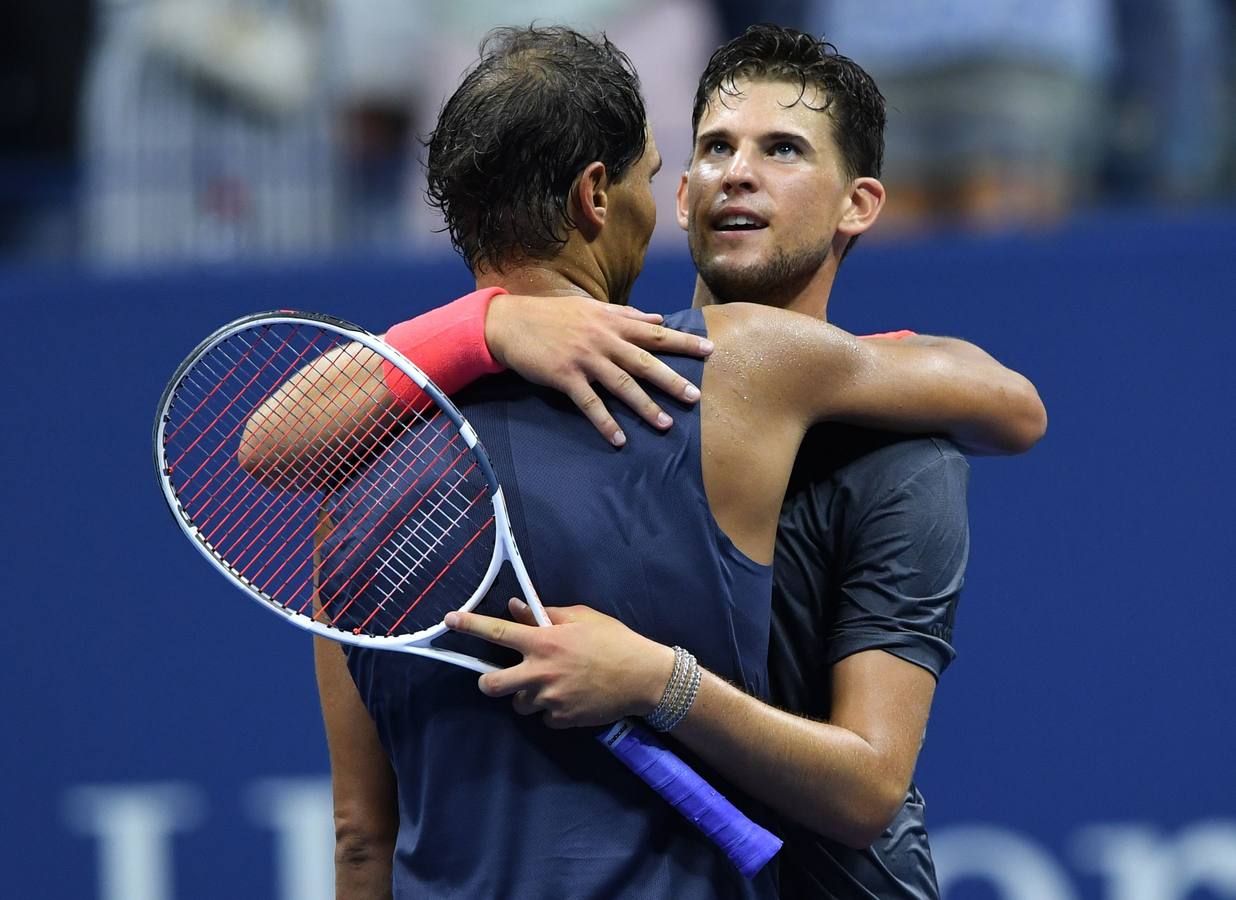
[509,597,581,626]
[508,597,541,626]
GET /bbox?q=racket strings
[190,326,398,508]
[309,412,467,592]
[198,334,488,630]
[188,333,421,594]
[173,347,329,565]
[167,336,326,584]
[315,424,496,635]
[323,469,493,634]
[165,324,396,608]
[237,326,423,492]
[168,329,377,589]
[170,330,327,506]
[163,320,499,637]
[171,327,427,591]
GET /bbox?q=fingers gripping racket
[153,311,781,878]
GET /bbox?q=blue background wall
[3,211,1234,899]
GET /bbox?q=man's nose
[722,147,758,193]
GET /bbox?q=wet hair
[692,24,886,257]
[425,25,647,271]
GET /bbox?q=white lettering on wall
[1074,820,1236,900]
[63,782,205,900]
[60,783,1236,900]
[933,824,1078,900]
[245,777,333,900]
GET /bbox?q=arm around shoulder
[893,334,1047,454]
[705,303,1047,454]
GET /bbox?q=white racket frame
[154,311,549,675]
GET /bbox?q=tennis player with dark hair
[675,26,976,896]
[271,25,1046,899]
[441,24,1041,898]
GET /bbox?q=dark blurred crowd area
[3,0,1234,268]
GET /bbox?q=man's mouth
[712,211,768,232]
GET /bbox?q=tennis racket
[153,310,781,878]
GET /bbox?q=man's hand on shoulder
[484,294,713,446]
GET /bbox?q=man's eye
[772,142,798,157]
[708,141,729,155]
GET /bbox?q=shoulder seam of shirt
[849,442,969,535]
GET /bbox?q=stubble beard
[690,232,832,308]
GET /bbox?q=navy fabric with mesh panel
[336,308,779,899]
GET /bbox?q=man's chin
[694,240,832,307]
[697,263,778,305]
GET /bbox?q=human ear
[836,176,885,239]
[573,161,609,238]
[675,171,690,231]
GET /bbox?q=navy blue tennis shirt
[771,425,968,898]
[330,309,781,899]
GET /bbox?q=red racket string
[228,330,436,495]
[171,328,442,597]
[374,510,496,636]
[163,332,265,448]
[170,357,361,588]
[170,340,331,544]
[263,434,476,619]
[315,441,486,630]
[175,326,396,532]
[187,337,440,588]
[170,326,329,497]
[165,321,495,634]
[320,473,489,632]
[238,396,465,614]
[169,329,342,552]
[303,410,468,603]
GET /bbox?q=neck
[476,256,612,304]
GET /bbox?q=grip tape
[599,721,782,878]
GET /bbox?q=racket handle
[598,719,782,878]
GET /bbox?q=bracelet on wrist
[645,646,701,733]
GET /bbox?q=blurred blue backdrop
[2,208,1234,899]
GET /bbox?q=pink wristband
[858,329,916,341]
[382,287,509,407]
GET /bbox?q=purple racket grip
[598,720,782,878]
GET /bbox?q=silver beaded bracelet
[646,646,701,732]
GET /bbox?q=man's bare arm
[316,637,398,898]
[711,303,1046,454]
[861,333,1046,454]
[239,295,713,485]
[313,513,397,897]
[446,602,933,848]
[672,650,934,847]
[239,344,395,488]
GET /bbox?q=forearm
[711,303,1046,456]
[239,290,503,485]
[449,599,923,847]
[314,633,399,896]
[239,346,398,487]
[335,835,395,900]
[670,672,906,848]
[903,334,1045,453]
[842,336,1047,455]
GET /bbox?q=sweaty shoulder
[696,303,823,564]
[701,303,866,428]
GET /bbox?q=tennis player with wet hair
[269,25,1045,898]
